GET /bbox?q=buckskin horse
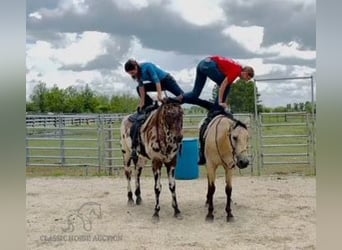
[120,101,183,221]
[201,114,250,222]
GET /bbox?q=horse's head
[230,120,250,169]
[160,102,184,143]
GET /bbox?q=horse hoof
[152,214,160,223]
[205,214,214,222]
[174,212,183,220]
[127,199,135,206]
[136,197,142,205]
[227,214,234,222]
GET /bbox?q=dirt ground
[26,175,316,250]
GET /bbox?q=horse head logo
[62,202,102,233]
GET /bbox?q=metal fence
[26,112,315,175]
[256,112,316,175]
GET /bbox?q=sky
[26,0,316,107]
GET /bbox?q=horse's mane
[233,119,247,130]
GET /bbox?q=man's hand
[157,94,164,103]
[219,102,228,110]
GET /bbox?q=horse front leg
[134,157,145,205]
[225,168,234,222]
[206,161,216,222]
[152,159,163,221]
[165,158,182,219]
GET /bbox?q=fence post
[59,115,65,167]
[108,123,113,176]
[97,115,103,174]
[26,126,30,167]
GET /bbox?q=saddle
[129,102,159,162]
[198,108,235,165]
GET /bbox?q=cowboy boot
[198,115,212,165]
[198,137,206,165]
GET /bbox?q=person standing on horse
[124,59,185,161]
[124,59,184,111]
[181,56,254,164]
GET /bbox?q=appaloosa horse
[201,114,250,222]
[120,102,183,221]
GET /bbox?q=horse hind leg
[123,153,134,206]
[134,157,145,205]
[205,162,216,222]
[165,160,182,219]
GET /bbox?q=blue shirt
[138,62,169,86]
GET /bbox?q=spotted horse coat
[120,102,184,221]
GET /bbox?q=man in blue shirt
[124,59,184,111]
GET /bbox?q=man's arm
[218,77,229,109]
[155,83,163,102]
[146,64,163,102]
[138,86,146,109]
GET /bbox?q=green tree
[211,80,262,113]
[286,104,292,112]
[63,86,83,113]
[229,79,261,113]
[95,95,111,113]
[30,82,49,113]
[81,84,98,113]
[45,84,66,113]
[110,94,139,113]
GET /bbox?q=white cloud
[167,0,226,26]
[223,25,315,61]
[26,31,115,99]
[112,0,163,10]
[223,25,264,51]
[28,12,42,20]
[52,32,110,66]
[259,41,316,60]
[59,0,89,14]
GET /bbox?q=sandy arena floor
[26,175,316,250]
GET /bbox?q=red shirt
[210,56,243,85]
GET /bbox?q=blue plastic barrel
[175,138,199,180]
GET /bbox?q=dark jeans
[182,57,229,110]
[137,74,184,107]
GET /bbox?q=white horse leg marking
[152,161,162,220]
[166,162,181,218]
[124,164,134,205]
[134,159,143,205]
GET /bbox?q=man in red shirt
[182,56,254,111]
[182,56,254,165]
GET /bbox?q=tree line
[26,82,139,114]
[26,81,315,114]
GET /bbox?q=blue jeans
[183,58,227,110]
[137,74,184,106]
